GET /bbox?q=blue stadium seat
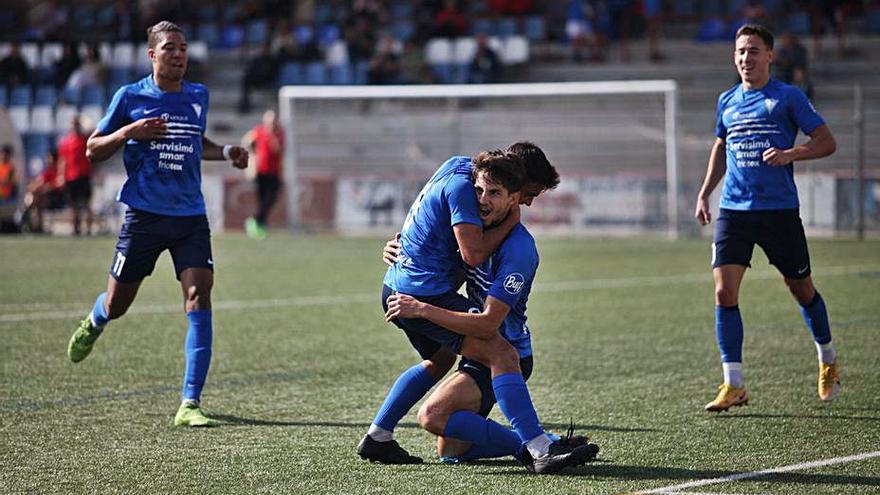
[318,24,340,45]
[314,3,335,24]
[72,5,96,31]
[787,11,811,35]
[391,20,415,42]
[197,4,219,22]
[472,18,494,36]
[9,86,32,107]
[278,62,304,85]
[108,67,133,93]
[452,64,470,84]
[329,64,353,85]
[431,64,454,84]
[496,17,518,37]
[304,62,327,85]
[81,86,105,106]
[524,15,546,41]
[246,20,269,45]
[34,86,56,106]
[60,87,81,106]
[391,2,413,19]
[25,133,52,162]
[867,9,880,34]
[353,60,369,85]
[295,24,315,44]
[0,85,6,107]
[196,23,220,47]
[220,25,245,49]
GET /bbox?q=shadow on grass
[207,414,655,434]
[709,412,880,422]
[477,463,880,486]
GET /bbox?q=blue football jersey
[465,223,537,359]
[715,78,825,210]
[97,75,209,216]
[383,156,482,296]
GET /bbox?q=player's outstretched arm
[763,124,836,166]
[453,205,520,267]
[203,136,248,169]
[385,293,509,340]
[87,117,167,163]
[695,138,727,226]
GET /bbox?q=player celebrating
[66,21,248,427]
[694,24,839,412]
[386,156,597,466]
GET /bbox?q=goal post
[279,80,681,237]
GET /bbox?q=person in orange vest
[0,144,17,202]
[242,109,284,239]
[57,115,94,235]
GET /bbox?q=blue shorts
[713,208,811,279]
[382,284,480,359]
[110,208,213,283]
[459,355,533,417]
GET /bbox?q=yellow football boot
[705,383,749,412]
[818,359,840,402]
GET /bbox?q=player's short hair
[147,21,184,49]
[506,141,560,191]
[472,150,526,194]
[736,24,774,50]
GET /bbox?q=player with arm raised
[694,24,839,413]
[66,21,248,427]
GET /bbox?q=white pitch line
[1,264,877,324]
[633,450,880,494]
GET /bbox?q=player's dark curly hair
[147,21,184,49]
[736,24,774,50]
[506,141,560,191]
[472,150,526,193]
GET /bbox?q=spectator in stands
[238,41,277,114]
[433,0,469,38]
[0,43,31,88]
[57,115,93,236]
[0,145,17,203]
[344,16,377,64]
[606,0,637,62]
[368,35,403,84]
[489,0,536,15]
[469,33,501,83]
[242,109,284,240]
[400,39,434,84]
[645,0,665,62]
[775,32,813,98]
[53,42,81,90]
[276,27,322,63]
[64,45,106,92]
[22,149,65,233]
[565,0,602,62]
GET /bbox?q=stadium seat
[390,2,413,19]
[452,64,470,84]
[80,105,104,129]
[54,104,78,133]
[353,60,369,85]
[787,11,811,35]
[278,62,304,85]
[500,36,529,65]
[39,43,63,67]
[25,133,52,161]
[30,106,54,134]
[81,86,105,107]
[34,86,56,106]
[329,64,353,85]
[108,67,133,93]
[425,38,453,66]
[325,40,349,66]
[431,64,454,84]
[471,18,494,36]
[9,107,30,133]
[20,43,39,68]
[111,43,136,69]
[196,23,220,48]
[135,43,151,73]
[9,86,32,107]
[305,62,328,85]
[391,20,415,42]
[0,85,7,108]
[60,87,80,106]
[72,5,96,31]
[453,37,478,65]
[314,3,335,24]
[188,40,209,63]
[317,24,340,45]
[496,17,518,37]
[246,19,269,45]
[197,4,218,22]
[98,42,113,65]
[867,9,880,34]
[219,25,245,50]
[524,15,546,41]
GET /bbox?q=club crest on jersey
[192,103,202,118]
[503,273,525,295]
[764,98,778,114]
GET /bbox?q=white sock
[722,362,744,388]
[367,424,393,442]
[816,341,836,364]
[525,433,553,458]
[181,399,199,407]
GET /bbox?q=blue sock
[716,305,743,363]
[492,373,545,444]
[800,292,831,345]
[373,363,436,431]
[443,411,522,460]
[182,310,212,402]
[90,293,110,327]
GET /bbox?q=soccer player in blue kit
[385,155,598,467]
[66,21,249,427]
[694,25,839,412]
[359,146,596,474]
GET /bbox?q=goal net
[278,81,681,236]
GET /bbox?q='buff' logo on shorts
[503,273,525,295]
